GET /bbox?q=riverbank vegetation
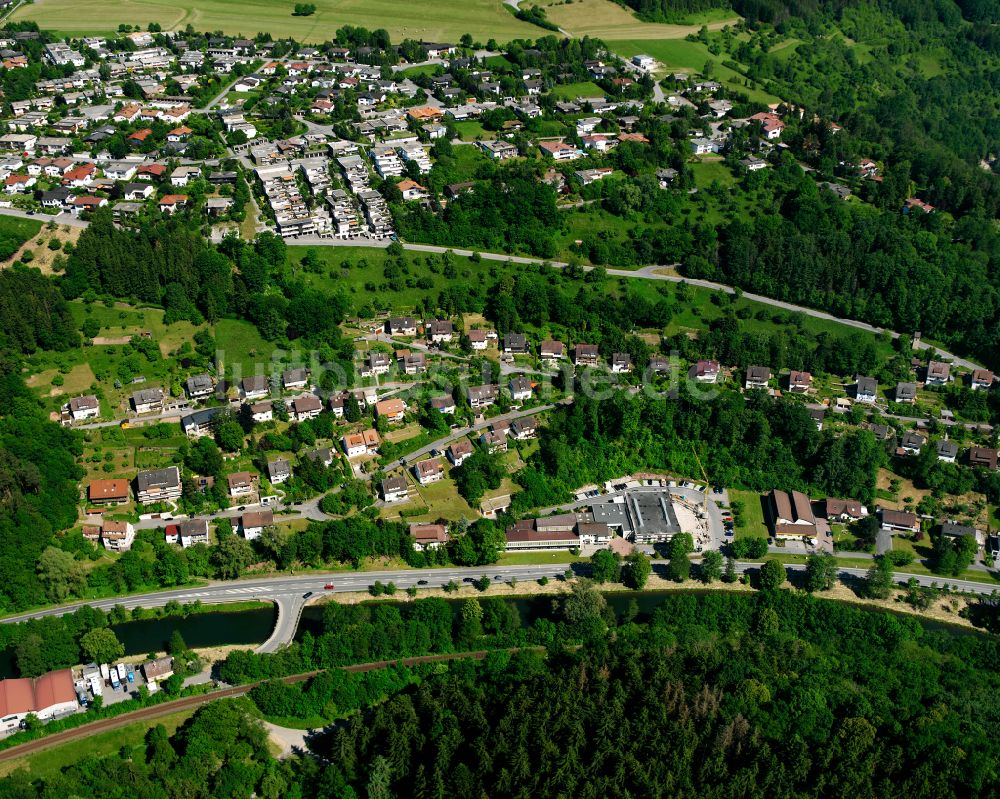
[5,588,998,797]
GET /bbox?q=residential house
[503,333,528,355]
[397,179,427,201]
[227,471,257,498]
[100,520,135,552]
[573,343,600,366]
[399,350,427,374]
[430,394,456,415]
[692,360,721,383]
[467,384,498,410]
[649,356,670,374]
[510,416,538,441]
[88,478,129,506]
[925,360,951,385]
[971,369,994,390]
[809,408,826,431]
[386,316,417,335]
[135,466,182,504]
[142,656,174,682]
[788,371,812,393]
[895,382,917,404]
[448,438,474,466]
[365,351,392,377]
[282,368,309,390]
[940,521,984,550]
[292,394,323,421]
[241,375,269,400]
[178,519,209,548]
[306,447,334,467]
[241,509,273,541]
[749,112,785,139]
[426,320,454,343]
[745,365,771,390]
[768,489,817,539]
[185,374,214,400]
[267,459,292,485]
[181,407,226,438]
[467,329,488,350]
[937,439,958,463]
[479,140,518,160]
[70,195,107,214]
[409,523,449,551]
[413,457,445,485]
[342,429,380,457]
[878,508,920,534]
[968,447,999,471]
[158,194,188,214]
[900,431,926,455]
[611,353,632,374]
[249,401,272,423]
[539,340,565,363]
[823,498,866,523]
[375,398,406,424]
[131,387,164,414]
[509,377,533,403]
[68,395,100,421]
[381,475,409,503]
[122,182,154,201]
[480,428,507,453]
[854,376,878,404]
[538,140,583,161]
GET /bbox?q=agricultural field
[10,0,540,43]
[535,0,736,39]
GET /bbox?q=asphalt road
[0,206,981,370]
[4,560,997,640]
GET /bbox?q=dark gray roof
[136,466,180,492]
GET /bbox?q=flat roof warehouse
[583,488,681,543]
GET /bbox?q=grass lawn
[291,245,493,315]
[0,708,196,780]
[609,37,782,104]
[549,81,606,100]
[399,64,442,79]
[0,214,43,262]
[410,475,476,520]
[497,551,585,565]
[728,489,767,538]
[215,317,282,380]
[689,159,738,189]
[453,120,489,141]
[11,0,541,42]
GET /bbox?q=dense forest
[4,591,998,798]
[513,385,883,512]
[0,365,83,613]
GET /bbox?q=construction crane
[691,444,710,515]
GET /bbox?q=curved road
[0,207,982,370]
[2,561,997,653]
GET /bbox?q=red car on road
[324,583,335,590]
